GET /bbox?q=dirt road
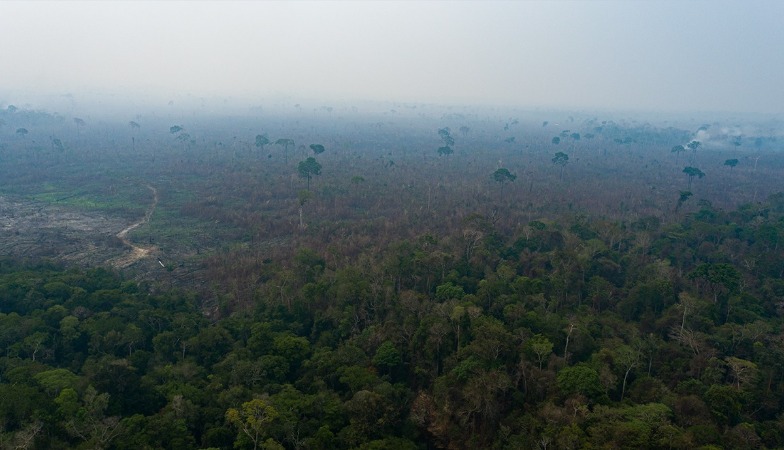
[112,184,158,268]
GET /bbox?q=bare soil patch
[0,195,129,264]
[0,186,177,282]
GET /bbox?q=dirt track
[112,184,158,268]
[0,185,158,269]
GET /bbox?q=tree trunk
[621,367,632,401]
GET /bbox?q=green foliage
[373,341,402,372]
[34,368,80,395]
[338,366,378,394]
[357,437,418,449]
[688,263,740,302]
[678,190,693,203]
[527,334,553,369]
[62,385,124,448]
[492,167,517,184]
[255,134,270,149]
[438,127,454,146]
[587,403,673,448]
[437,145,453,156]
[552,152,569,166]
[435,282,465,301]
[552,152,569,179]
[703,384,742,427]
[298,157,322,190]
[226,398,280,449]
[557,364,605,402]
[683,166,706,188]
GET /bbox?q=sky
[1,0,783,115]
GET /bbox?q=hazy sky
[2,1,783,114]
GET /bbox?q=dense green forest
[1,103,784,449]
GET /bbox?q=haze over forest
[4,2,784,450]
[2,0,783,116]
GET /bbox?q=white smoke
[694,129,711,142]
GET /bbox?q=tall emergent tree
[671,145,685,164]
[298,157,322,191]
[675,190,693,211]
[309,144,325,155]
[687,140,701,161]
[437,127,454,156]
[552,152,569,179]
[492,168,517,186]
[255,134,270,152]
[438,127,454,146]
[225,398,279,450]
[683,166,705,189]
[528,334,553,369]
